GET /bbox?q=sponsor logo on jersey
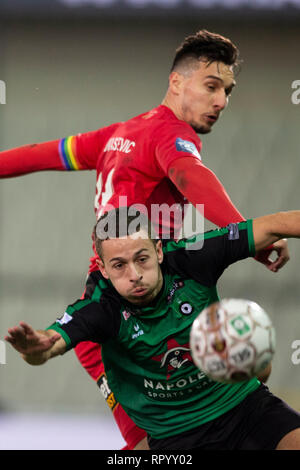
[104,137,136,154]
[132,323,144,340]
[122,310,131,321]
[56,312,73,325]
[167,279,184,303]
[97,373,117,411]
[175,137,201,159]
[152,338,193,379]
[143,370,213,400]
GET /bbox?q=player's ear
[168,71,184,96]
[96,258,109,279]
[156,240,164,264]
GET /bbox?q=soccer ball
[190,298,276,384]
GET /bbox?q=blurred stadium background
[0,0,300,449]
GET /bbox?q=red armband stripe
[58,136,82,170]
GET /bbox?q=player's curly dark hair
[171,29,240,73]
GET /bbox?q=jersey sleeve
[59,123,119,171]
[0,140,63,178]
[0,124,119,177]
[154,123,202,175]
[167,155,245,227]
[153,121,244,228]
[46,297,121,350]
[165,220,256,286]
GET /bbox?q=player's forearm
[0,140,63,177]
[168,157,244,227]
[22,348,51,365]
[253,211,300,251]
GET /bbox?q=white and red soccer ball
[190,298,276,383]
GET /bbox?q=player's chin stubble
[191,123,212,134]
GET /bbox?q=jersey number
[94,169,114,217]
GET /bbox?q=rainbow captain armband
[58,136,82,170]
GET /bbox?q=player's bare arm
[253,211,300,251]
[5,322,66,365]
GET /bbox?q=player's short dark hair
[93,206,159,259]
[171,29,240,73]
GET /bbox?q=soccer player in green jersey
[6,207,300,449]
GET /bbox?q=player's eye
[138,256,148,263]
[113,263,124,270]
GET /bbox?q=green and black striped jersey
[48,220,260,439]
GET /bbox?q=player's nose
[213,89,227,111]
[129,263,142,282]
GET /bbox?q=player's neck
[161,96,183,122]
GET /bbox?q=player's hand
[254,239,289,273]
[5,321,61,356]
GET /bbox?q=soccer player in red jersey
[0,30,289,449]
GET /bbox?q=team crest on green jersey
[152,337,193,379]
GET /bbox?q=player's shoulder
[84,270,121,305]
[97,121,122,136]
[161,223,250,284]
[162,228,225,255]
[162,222,251,259]
[76,122,122,143]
